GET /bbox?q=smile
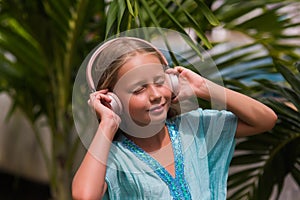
[148,103,166,113]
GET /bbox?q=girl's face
[113,53,172,127]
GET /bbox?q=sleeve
[200,109,237,153]
[101,145,123,200]
[200,109,237,199]
[103,164,128,200]
[102,165,118,200]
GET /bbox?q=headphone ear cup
[107,92,123,115]
[168,74,179,97]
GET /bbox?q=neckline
[122,121,191,199]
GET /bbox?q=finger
[174,66,185,73]
[94,93,112,103]
[90,89,109,98]
[171,96,179,104]
[165,68,178,75]
[88,93,106,108]
[90,90,112,103]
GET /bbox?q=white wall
[0,93,50,183]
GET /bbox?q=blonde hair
[95,37,166,91]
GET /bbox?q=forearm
[225,88,276,134]
[72,122,117,200]
[172,66,277,136]
[198,78,277,137]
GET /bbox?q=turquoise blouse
[103,108,237,200]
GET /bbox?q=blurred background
[0,0,299,199]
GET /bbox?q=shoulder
[169,108,237,151]
[169,108,237,128]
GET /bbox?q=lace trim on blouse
[122,121,192,200]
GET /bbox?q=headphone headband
[86,37,168,92]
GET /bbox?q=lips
[148,102,166,113]
[149,105,163,112]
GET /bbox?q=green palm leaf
[204,1,300,199]
[227,62,300,200]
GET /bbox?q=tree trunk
[49,161,72,200]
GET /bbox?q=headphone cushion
[168,74,179,96]
[107,92,123,115]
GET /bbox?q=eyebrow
[128,73,165,88]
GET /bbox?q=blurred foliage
[0,0,217,199]
[227,60,300,200]
[0,0,299,199]
[209,1,300,199]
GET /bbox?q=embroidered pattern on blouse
[122,121,192,200]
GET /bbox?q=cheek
[162,86,173,101]
[128,95,148,115]
[122,87,172,117]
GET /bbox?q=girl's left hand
[166,66,208,102]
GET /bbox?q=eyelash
[133,87,145,94]
[132,79,165,94]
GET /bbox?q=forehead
[117,53,163,78]
[113,54,165,91]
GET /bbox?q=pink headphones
[86,37,179,115]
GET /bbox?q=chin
[135,113,168,127]
[150,112,168,124]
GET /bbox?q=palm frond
[228,62,300,199]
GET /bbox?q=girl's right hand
[88,89,121,127]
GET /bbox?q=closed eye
[132,85,146,94]
[130,74,165,94]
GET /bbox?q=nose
[148,84,162,102]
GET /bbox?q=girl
[72,37,277,200]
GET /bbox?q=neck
[125,125,170,153]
